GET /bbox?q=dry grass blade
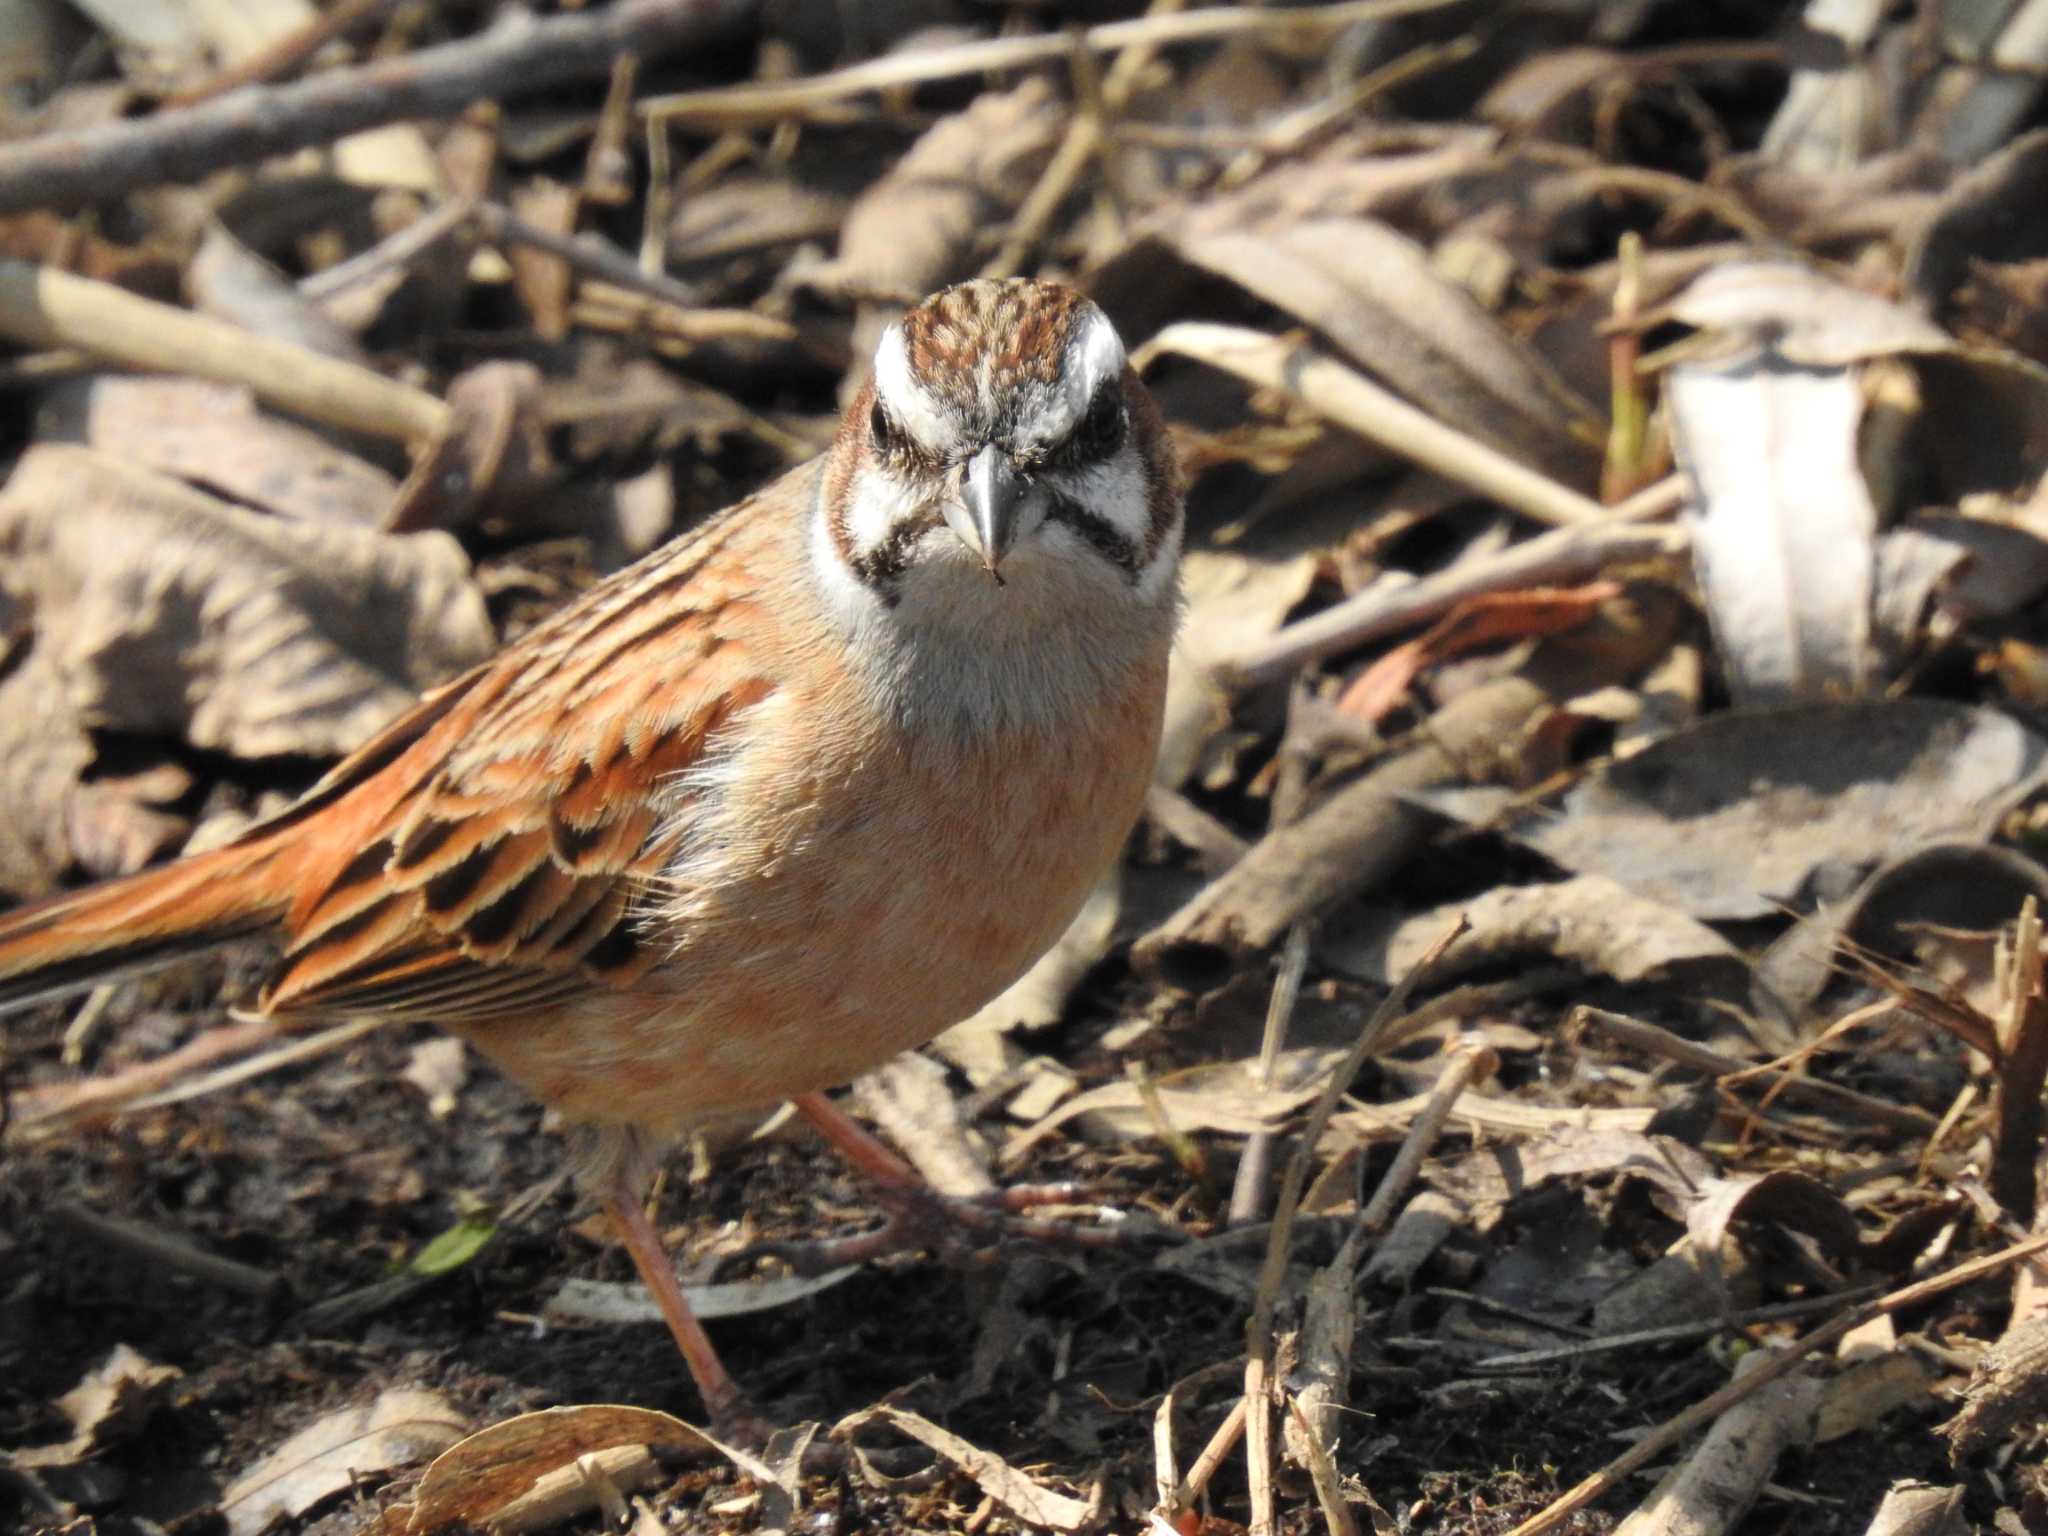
[1240,918,1467,1536]
[643,1,1462,127]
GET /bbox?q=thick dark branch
[0,0,756,217]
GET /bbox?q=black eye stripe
[848,511,944,601]
[1046,493,1141,581]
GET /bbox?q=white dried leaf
[1328,875,1743,986]
[1411,700,2048,920]
[1671,352,1877,703]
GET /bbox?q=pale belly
[465,666,1164,1131]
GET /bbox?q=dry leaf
[0,445,494,759]
[1165,218,1599,484]
[44,374,398,526]
[1670,352,1878,702]
[0,635,96,900]
[1418,700,2048,920]
[408,1404,708,1534]
[544,1265,859,1326]
[1668,260,1953,366]
[1336,582,1620,723]
[1328,875,1744,988]
[221,1387,465,1536]
[189,222,368,361]
[1686,1172,1865,1300]
[16,1343,181,1468]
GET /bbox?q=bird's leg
[598,1170,747,1426]
[790,1090,921,1188]
[774,1090,1132,1273]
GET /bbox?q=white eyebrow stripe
[1071,306,1126,399]
[872,323,954,454]
[1028,306,1126,447]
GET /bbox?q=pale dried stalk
[1288,1396,1361,1536]
[1571,1005,1935,1134]
[1157,1397,1247,1521]
[8,1017,280,1142]
[0,259,448,444]
[1611,1353,1825,1536]
[1140,323,1609,535]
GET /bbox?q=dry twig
[0,0,755,216]
[0,258,447,443]
[643,1,1460,127]
[1505,1228,2048,1536]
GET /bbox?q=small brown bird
[0,278,1182,1421]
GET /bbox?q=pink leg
[598,1172,744,1426]
[791,1090,919,1188]
[777,1090,1138,1274]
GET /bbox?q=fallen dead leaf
[1686,1172,1865,1301]
[543,1265,860,1326]
[0,444,495,758]
[221,1387,465,1536]
[45,374,398,525]
[407,1403,708,1535]
[1325,875,1745,988]
[1336,581,1619,722]
[16,1343,181,1469]
[1670,350,1878,703]
[820,78,1060,309]
[1418,700,2048,920]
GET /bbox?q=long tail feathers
[0,839,289,1014]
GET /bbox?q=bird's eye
[870,398,905,454]
[1073,386,1126,461]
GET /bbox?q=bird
[0,277,1183,1425]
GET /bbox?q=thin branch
[0,0,756,217]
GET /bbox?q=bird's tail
[0,838,290,1013]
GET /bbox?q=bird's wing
[254,478,793,1023]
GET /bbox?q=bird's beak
[948,444,1027,578]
